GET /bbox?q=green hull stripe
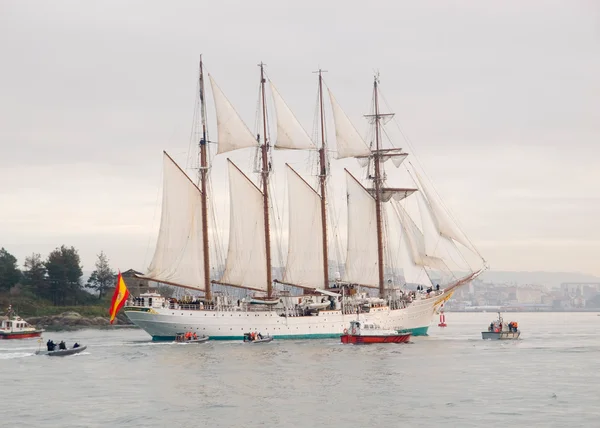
[398,326,429,336]
[151,326,429,341]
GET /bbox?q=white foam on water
[0,352,34,360]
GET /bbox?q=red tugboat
[0,305,43,339]
[341,319,411,344]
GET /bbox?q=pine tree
[86,251,116,300]
[22,253,48,297]
[0,248,21,291]
[45,245,83,305]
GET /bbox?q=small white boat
[304,301,330,310]
[482,312,520,340]
[248,297,280,306]
[35,345,87,357]
[0,305,44,340]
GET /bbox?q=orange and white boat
[0,305,43,339]
[341,319,411,344]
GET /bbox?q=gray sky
[1,0,599,276]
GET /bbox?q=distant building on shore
[121,269,149,297]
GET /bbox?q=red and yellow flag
[109,271,130,324]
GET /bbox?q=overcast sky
[1,0,598,277]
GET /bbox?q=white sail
[416,192,444,258]
[219,160,269,291]
[343,171,379,287]
[327,88,372,159]
[399,229,433,288]
[144,152,206,290]
[394,200,448,272]
[208,74,258,155]
[281,165,324,288]
[413,169,479,254]
[270,82,316,150]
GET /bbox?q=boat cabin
[0,305,41,338]
[1,318,37,332]
[128,292,167,309]
[1,306,33,332]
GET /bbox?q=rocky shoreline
[24,311,135,331]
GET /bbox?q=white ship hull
[125,291,454,340]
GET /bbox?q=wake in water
[0,351,34,360]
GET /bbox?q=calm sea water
[2,312,599,428]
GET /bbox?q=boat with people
[0,305,43,339]
[174,332,209,343]
[123,58,487,341]
[481,312,520,340]
[36,340,86,356]
[341,319,411,344]
[243,332,273,343]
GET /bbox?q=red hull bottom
[341,333,411,344]
[0,331,43,339]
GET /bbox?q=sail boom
[134,274,205,293]
[274,279,323,292]
[211,280,268,293]
[363,113,395,118]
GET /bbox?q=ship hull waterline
[124,291,453,341]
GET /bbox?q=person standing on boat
[59,341,66,350]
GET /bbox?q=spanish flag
[109,271,130,324]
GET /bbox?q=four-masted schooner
[124,57,487,340]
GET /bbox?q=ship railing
[166,303,279,313]
[127,300,145,307]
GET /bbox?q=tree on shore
[0,248,21,291]
[86,251,116,300]
[45,245,83,305]
[22,253,48,297]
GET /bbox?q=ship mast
[373,75,385,297]
[259,62,273,297]
[198,55,212,301]
[317,69,329,289]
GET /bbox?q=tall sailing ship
[124,58,486,340]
